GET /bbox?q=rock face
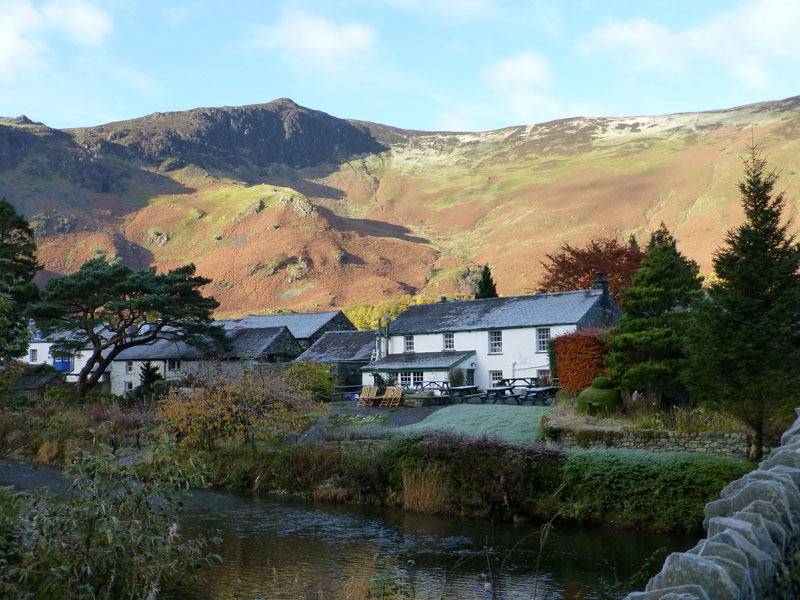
[625,408,800,600]
[68,98,387,175]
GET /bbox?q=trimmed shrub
[553,330,610,391]
[591,376,614,389]
[577,380,622,416]
[561,450,753,531]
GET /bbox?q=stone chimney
[591,271,609,294]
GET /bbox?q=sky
[2,0,800,132]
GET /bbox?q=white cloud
[379,0,496,20]
[580,0,800,90]
[42,0,113,46]
[0,0,113,80]
[251,12,375,75]
[483,51,552,92]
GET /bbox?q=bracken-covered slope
[1,96,799,315]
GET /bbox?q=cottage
[295,330,377,386]
[110,326,301,395]
[219,310,355,350]
[362,276,621,391]
[22,328,104,384]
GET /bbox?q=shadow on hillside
[316,206,429,244]
[267,176,344,200]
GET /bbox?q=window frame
[536,327,551,353]
[488,330,503,354]
[168,359,181,371]
[404,335,415,353]
[30,348,38,362]
[125,360,133,373]
[124,381,133,392]
[443,332,454,351]
[489,370,504,385]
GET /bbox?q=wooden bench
[355,386,378,407]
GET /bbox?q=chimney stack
[591,271,609,294]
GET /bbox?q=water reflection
[0,461,694,600]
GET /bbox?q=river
[0,460,694,599]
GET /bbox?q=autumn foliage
[158,371,328,450]
[553,330,610,392]
[536,237,646,300]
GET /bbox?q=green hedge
[561,449,753,532]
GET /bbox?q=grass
[395,405,551,443]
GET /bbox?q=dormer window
[404,335,414,353]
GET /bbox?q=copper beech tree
[535,236,646,301]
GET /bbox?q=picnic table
[518,386,561,405]
[449,385,481,403]
[485,385,517,404]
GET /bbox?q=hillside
[1,96,799,314]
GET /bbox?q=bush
[561,450,752,531]
[577,385,622,416]
[285,361,335,402]
[553,330,610,391]
[0,444,219,599]
[592,376,614,389]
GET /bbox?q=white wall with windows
[109,357,197,396]
[386,325,574,389]
[21,336,95,383]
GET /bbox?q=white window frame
[412,371,423,386]
[537,327,551,353]
[124,381,134,392]
[488,330,503,354]
[30,348,38,362]
[404,335,415,353]
[125,360,133,373]
[168,359,181,371]
[489,370,504,385]
[443,332,454,351]
[399,372,411,386]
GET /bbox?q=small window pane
[443,333,454,350]
[489,370,503,384]
[30,349,38,362]
[489,330,502,354]
[413,371,423,386]
[404,335,415,352]
[537,328,551,352]
[399,372,411,386]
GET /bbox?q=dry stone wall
[543,423,754,459]
[625,408,800,600]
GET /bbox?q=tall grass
[402,465,451,515]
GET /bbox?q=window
[75,351,82,360]
[404,335,415,352]
[168,359,181,371]
[124,381,133,392]
[443,332,454,351]
[34,330,43,340]
[125,360,133,373]
[537,369,551,384]
[29,349,38,362]
[398,371,423,387]
[489,370,504,385]
[537,327,551,353]
[488,330,502,354]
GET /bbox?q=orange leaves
[553,330,610,392]
[157,372,328,450]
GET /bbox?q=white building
[21,328,97,383]
[362,276,622,391]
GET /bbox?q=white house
[21,328,99,383]
[362,276,622,391]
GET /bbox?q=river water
[0,460,694,599]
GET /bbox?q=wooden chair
[355,386,377,407]
[381,385,403,407]
[377,386,395,407]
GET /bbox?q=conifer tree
[606,223,703,403]
[684,148,800,460]
[0,197,41,363]
[475,265,498,299]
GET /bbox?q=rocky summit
[1,96,799,314]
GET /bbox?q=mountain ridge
[1,95,798,314]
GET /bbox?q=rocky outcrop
[626,408,800,600]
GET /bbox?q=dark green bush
[591,376,614,389]
[577,386,621,415]
[561,450,752,531]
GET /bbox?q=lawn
[394,404,551,443]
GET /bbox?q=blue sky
[2,0,800,131]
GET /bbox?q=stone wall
[542,422,754,459]
[625,407,800,600]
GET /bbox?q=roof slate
[220,311,345,339]
[362,351,475,371]
[296,330,376,363]
[388,290,607,334]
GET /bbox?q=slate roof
[296,330,376,363]
[220,311,347,340]
[388,290,608,334]
[115,327,294,360]
[362,351,475,372]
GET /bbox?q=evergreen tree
[606,223,703,403]
[684,149,800,460]
[0,197,41,363]
[26,258,227,396]
[137,360,164,395]
[475,265,498,299]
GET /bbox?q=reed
[402,465,451,515]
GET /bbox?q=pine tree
[0,197,41,363]
[475,265,498,299]
[606,223,703,403]
[684,148,800,460]
[138,360,164,395]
